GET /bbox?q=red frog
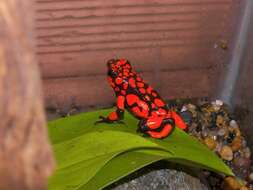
[96,58,187,139]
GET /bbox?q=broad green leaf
[49,130,173,190]
[48,109,234,190]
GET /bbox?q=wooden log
[0,0,55,190]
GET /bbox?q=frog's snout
[108,69,117,78]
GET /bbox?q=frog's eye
[108,69,117,78]
[107,59,116,67]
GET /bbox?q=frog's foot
[170,111,188,131]
[116,120,126,125]
[94,116,113,125]
[166,100,177,109]
[147,124,174,139]
[95,116,125,125]
[141,133,150,138]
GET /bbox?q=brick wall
[34,0,241,109]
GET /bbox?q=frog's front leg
[95,95,125,124]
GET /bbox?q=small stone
[215,99,224,106]
[230,120,239,128]
[231,137,242,152]
[242,147,251,159]
[233,157,251,168]
[241,138,247,148]
[220,145,233,161]
[249,173,253,182]
[215,142,223,152]
[222,176,242,190]
[216,115,226,127]
[181,105,187,112]
[201,130,209,138]
[211,100,223,111]
[226,131,237,144]
[180,110,192,125]
[204,137,217,150]
[234,127,241,137]
[187,103,196,110]
[240,186,249,190]
[218,128,226,136]
[213,105,221,112]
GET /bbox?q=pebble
[204,137,217,150]
[249,173,253,182]
[215,100,224,106]
[233,157,251,168]
[240,186,249,190]
[181,105,188,112]
[187,103,196,110]
[216,115,226,127]
[231,137,242,152]
[223,176,242,190]
[218,128,226,136]
[230,120,239,128]
[243,147,251,159]
[219,145,233,161]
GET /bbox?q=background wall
[34,0,242,110]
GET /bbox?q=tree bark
[0,0,55,190]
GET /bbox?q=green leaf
[81,150,169,190]
[48,109,234,190]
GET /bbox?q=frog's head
[107,58,132,79]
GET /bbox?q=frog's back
[126,73,167,111]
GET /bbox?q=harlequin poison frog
[96,58,188,139]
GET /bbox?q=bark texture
[0,0,55,189]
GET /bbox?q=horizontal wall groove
[35,1,231,12]
[35,6,230,21]
[42,66,212,80]
[36,41,214,55]
[35,24,223,39]
[35,17,201,30]
[37,33,218,47]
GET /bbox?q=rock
[222,176,242,190]
[204,137,217,150]
[248,173,253,182]
[240,186,249,190]
[111,169,210,190]
[242,147,251,159]
[187,103,196,110]
[218,128,226,137]
[230,120,239,128]
[211,100,223,111]
[231,137,242,152]
[216,115,226,128]
[220,145,233,161]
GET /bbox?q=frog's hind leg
[147,123,174,139]
[138,117,175,139]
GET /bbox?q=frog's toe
[141,132,150,138]
[94,116,110,125]
[116,120,126,125]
